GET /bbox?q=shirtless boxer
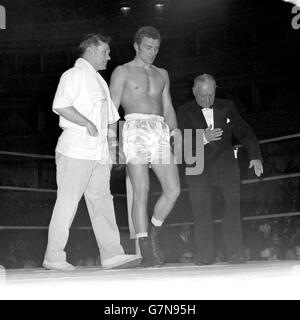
[110,26,181,267]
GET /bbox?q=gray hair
[194,74,217,89]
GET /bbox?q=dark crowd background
[1,0,300,268]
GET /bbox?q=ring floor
[1,261,300,299]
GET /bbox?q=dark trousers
[187,164,243,261]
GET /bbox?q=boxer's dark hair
[134,26,161,45]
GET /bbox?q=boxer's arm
[109,66,126,145]
[161,69,178,132]
[161,69,182,161]
[109,65,126,110]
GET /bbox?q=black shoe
[138,237,162,268]
[149,224,165,266]
[195,258,214,266]
[227,254,247,264]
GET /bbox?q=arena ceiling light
[153,0,166,19]
[120,1,132,16]
[154,0,166,10]
[119,0,167,19]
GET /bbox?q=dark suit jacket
[177,98,262,186]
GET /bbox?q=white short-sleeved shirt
[53,58,120,161]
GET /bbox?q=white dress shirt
[202,107,214,144]
[53,58,120,161]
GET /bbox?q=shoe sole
[43,263,76,272]
[228,261,247,265]
[141,260,165,268]
[102,257,142,270]
[141,263,164,268]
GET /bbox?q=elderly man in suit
[178,74,263,265]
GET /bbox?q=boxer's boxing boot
[138,237,162,268]
[149,224,165,266]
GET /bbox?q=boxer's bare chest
[125,66,165,96]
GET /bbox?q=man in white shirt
[43,33,141,271]
[178,74,263,265]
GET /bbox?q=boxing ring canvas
[1,261,300,300]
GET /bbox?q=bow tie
[202,106,213,111]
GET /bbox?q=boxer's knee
[164,184,181,203]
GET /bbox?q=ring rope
[1,212,300,231]
[1,172,299,195]
[0,132,299,230]
[0,151,55,159]
[0,133,299,160]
